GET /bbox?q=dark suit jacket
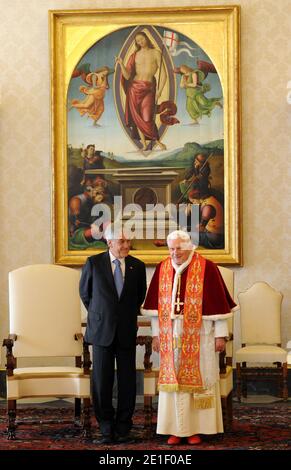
[80,251,147,348]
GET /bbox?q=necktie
[113,259,124,297]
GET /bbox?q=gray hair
[167,230,193,249]
[104,222,131,241]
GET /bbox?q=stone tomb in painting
[85,167,179,238]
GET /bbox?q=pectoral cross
[174,274,184,314]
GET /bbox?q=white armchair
[2,264,91,439]
[235,282,288,401]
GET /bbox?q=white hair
[104,222,131,241]
[167,230,193,249]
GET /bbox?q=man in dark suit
[79,223,147,444]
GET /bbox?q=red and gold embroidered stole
[158,252,206,392]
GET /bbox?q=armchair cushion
[236,345,287,363]
[7,374,90,400]
[143,369,159,396]
[7,367,90,400]
[13,366,86,376]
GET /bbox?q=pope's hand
[215,337,226,352]
[152,336,160,353]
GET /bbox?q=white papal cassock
[142,250,236,437]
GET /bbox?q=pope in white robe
[142,230,236,445]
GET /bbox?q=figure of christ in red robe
[122,52,159,143]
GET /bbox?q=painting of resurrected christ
[67,25,224,252]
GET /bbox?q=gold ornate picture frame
[50,6,241,266]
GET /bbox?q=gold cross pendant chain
[174,274,184,314]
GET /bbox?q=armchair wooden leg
[82,397,91,438]
[282,363,288,401]
[221,392,233,432]
[242,362,247,398]
[221,397,227,430]
[74,398,81,425]
[276,362,283,398]
[236,363,242,402]
[144,396,154,439]
[226,391,233,430]
[7,399,16,440]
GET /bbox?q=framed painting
[50,6,241,266]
